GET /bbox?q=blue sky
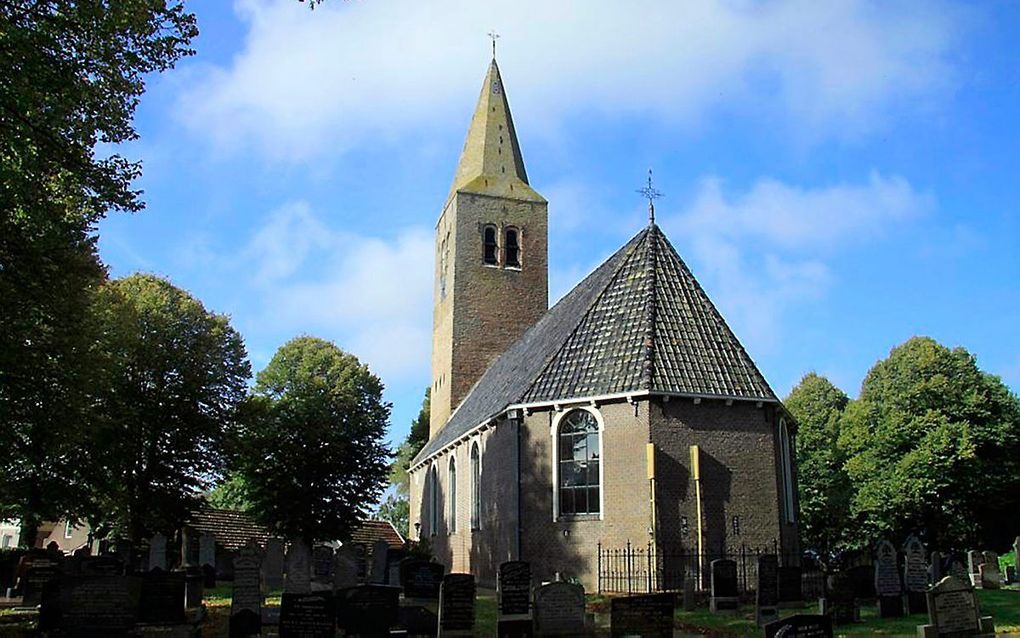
[99,0,1020,447]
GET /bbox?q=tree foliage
[785,373,852,558]
[389,388,430,497]
[234,337,391,545]
[376,493,409,538]
[86,274,250,542]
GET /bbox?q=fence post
[647,542,652,593]
[597,542,602,595]
[626,540,632,595]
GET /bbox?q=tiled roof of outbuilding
[188,506,269,550]
[413,224,777,466]
[349,520,404,549]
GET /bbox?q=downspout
[515,414,523,560]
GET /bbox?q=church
[408,56,800,591]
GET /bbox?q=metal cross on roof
[636,168,663,224]
[488,30,500,58]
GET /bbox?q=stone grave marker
[336,583,401,636]
[333,544,359,591]
[148,532,167,572]
[847,564,875,600]
[369,539,389,584]
[763,613,834,638]
[199,534,216,588]
[903,535,929,614]
[947,554,969,582]
[709,558,738,612]
[52,574,142,634]
[285,539,312,594]
[533,581,585,636]
[874,539,905,617]
[400,605,439,636]
[263,538,285,591]
[401,558,444,599]
[682,574,696,611]
[979,551,1001,589]
[439,573,476,636]
[19,556,62,607]
[1005,565,1017,585]
[230,544,262,638]
[820,572,858,624]
[279,591,335,638]
[311,545,334,591]
[138,569,186,624]
[498,561,533,637]
[183,564,204,610]
[756,554,779,626]
[386,548,405,588]
[610,592,674,638]
[778,565,803,606]
[930,550,943,583]
[918,575,995,637]
[78,556,123,577]
[967,550,983,588]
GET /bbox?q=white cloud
[180,0,961,159]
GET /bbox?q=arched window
[779,419,796,523]
[483,225,498,265]
[505,228,521,268]
[428,464,439,536]
[470,442,481,530]
[448,457,457,534]
[557,409,601,517]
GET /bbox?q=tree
[839,337,1020,551]
[389,388,430,498]
[234,337,391,545]
[205,472,253,512]
[86,274,250,543]
[785,373,853,558]
[376,493,409,539]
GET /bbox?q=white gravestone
[284,539,311,594]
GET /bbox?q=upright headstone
[756,554,779,626]
[764,614,834,638]
[930,550,944,583]
[1014,536,1020,575]
[386,548,405,589]
[401,559,444,599]
[279,591,335,638]
[438,573,476,636]
[311,545,334,591]
[53,574,143,634]
[533,581,585,636]
[967,550,983,588]
[979,551,1001,589]
[498,561,532,637]
[183,564,204,610]
[874,540,905,617]
[230,544,262,638]
[947,554,969,582]
[820,572,859,624]
[337,584,400,636]
[18,552,62,607]
[199,534,217,588]
[148,532,167,572]
[369,539,390,584]
[709,558,738,612]
[903,535,929,614]
[263,538,285,592]
[1006,565,1017,585]
[139,569,186,624]
[778,565,803,606]
[610,592,674,638]
[918,575,995,637]
[285,539,311,594]
[333,544,359,591]
[682,574,696,611]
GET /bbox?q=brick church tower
[429,58,548,435]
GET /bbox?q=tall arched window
[448,457,457,534]
[779,418,795,523]
[470,443,481,530]
[482,225,498,265]
[557,409,601,517]
[505,228,521,268]
[428,464,439,536]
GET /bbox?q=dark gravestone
[821,572,859,624]
[400,605,439,636]
[148,533,167,572]
[264,538,285,591]
[285,539,312,594]
[930,551,944,583]
[756,554,779,626]
[979,551,1001,590]
[334,545,359,591]
[401,559,445,599]
[312,545,334,591]
[1006,565,1017,585]
[439,573,476,636]
[21,563,61,607]
[78,556,124,577]
[778,565,803,605]
[55,574,142,636]
[946,554,969,583]
[202,563,217,589]
[183,565,204,609]
[709,558,738,612]
[847,564,875,600]
[280,592,335,638]
[369,539,389,584]
[903,536,929,614]
[919,576,988,636]
[498,561,532,617]
[764,613,834,638]
[610,592,674,638]
[386,548,405,589]
[139,570,186,624]
[230,545,262,638]
[874,540,904,617]
[337,584,400,636]
[533,581,585,636]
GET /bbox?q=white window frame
[448,456,457,535]
[1,535,11,549]
[779,418,796,524]
[550,407,605,522]
[470,440,481,531]
[64,521,73,539]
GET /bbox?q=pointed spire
[448,59,543,201]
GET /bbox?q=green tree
[234,337,391,545]
[389,388,430,497]
[785,373,853,558]
[206,472,253,512]
[839,337,1020,550]
[376,493,409,538]
[87,274,250,543]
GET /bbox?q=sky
[99,0,1020,447]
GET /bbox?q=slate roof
[413,224,777,466]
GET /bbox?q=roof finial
[488,30,500,59]
[636,168,663,224]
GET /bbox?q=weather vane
[636,168,663,224]
[488,30,500,58]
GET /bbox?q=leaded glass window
[558,410,601,516]
[483,225,498,265]
[470,443,481,530]
[505,228,520,267]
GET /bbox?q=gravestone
[333,544,359,591]
[533,581,585,636]
[709,558,738,612]
[967,550,983,588]
[183,565,204,609]
[820,572,858,624]
[1015,536,1020,575]
[930,550,943,583]
[386,548,405,589]
[947,554,969,582]
[874,540,904,617]
[439,573,476,636]
[148,532,167,572]
[1006,565,1017,585]
[756,554,779,626]
[264,538,285,591]
[979,551,1001,589]
[199,534,216,589]
[230,544,262,638]
[54,574,143,634]
[369,539,389,584]
[682,574,696,611]
[498,561,533,637]
[279,591,335,638]
[401,559,444,599]
[20,558,62,607]
[778,565,803,606]
[78,556,123,577]
[400,605,439,636]
[336,584,400,636]
[763,613,834,638]
[311,545,334,590]
[918,575,995,637]
[138,569,186,624]
[285,539,312,594]
[903,535,928,614]
[610,592,674,638]
[847,564,875,600]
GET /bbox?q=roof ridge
[641,224,659,390]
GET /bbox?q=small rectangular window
[483,226,498,265]
[64,521,73,539]
[505,229,521,267]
